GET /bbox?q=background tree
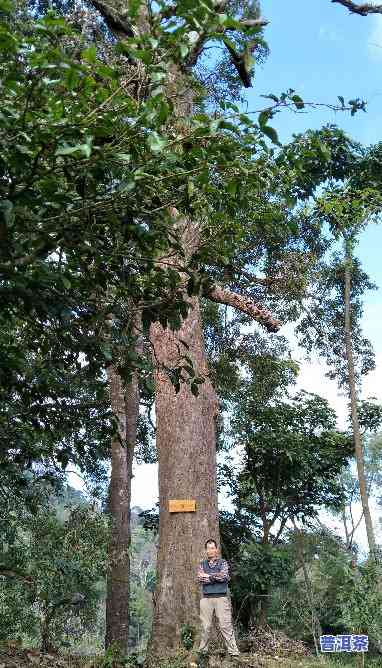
[298,180,382,557]
[0,485,109,652]
[225,379,353,627]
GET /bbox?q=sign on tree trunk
[168,499,196,513]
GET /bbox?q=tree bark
[344,244,376,557]
[105,318,142,653]
[258,597,269,628]
[147,288,220,659]
[205,284,280,333]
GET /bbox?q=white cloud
[368,15,382,60]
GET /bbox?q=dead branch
[203,283,280,332]
[332,0,382,15]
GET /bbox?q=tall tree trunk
[105,318,142,653]
[147,286,220,660]
[145,205,279,659]
[344,244,376,557]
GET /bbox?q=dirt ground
[0,641,376,668]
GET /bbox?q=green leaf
[261,93,279,103]
[227,180,237,197]
[115,153,131,163]
[179,44,189,58]
[258,110,272,130]
[262,125,280,145]
[0,0,13,12]
[82,46,97,63]
[56,136,93,158]
[133,48,152,65]
[65,67,80,90]
[128,0,143,18]
[291,94,304,110]
[209,119,221,134]
[147,132,167,153]
[151,70,166,83]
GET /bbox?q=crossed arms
[197,560,230,584]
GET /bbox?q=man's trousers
[198,595,239,655]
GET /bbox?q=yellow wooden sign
[169,499,196,513]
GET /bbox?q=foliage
[1,0,368,513]
[180,623,196,650]
[128,523,157,650]
[266,528,350,642]
[230,539,294,629]
[340,559,382,644]
[296,145,382,388]
[0,0,302,491]
[228,388,353,540]
[0,486,109,650]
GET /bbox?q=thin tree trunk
[342,507,351,550]
[258,597,270,628]
[344,245,376,557]
[105,316,142,653]
[292,520,322,657]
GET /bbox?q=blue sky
[248,0,382,147]
[246,2,382,351]
[243,0,381,374]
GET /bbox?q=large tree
[84,2,287,659]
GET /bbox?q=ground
[0,647,378,668]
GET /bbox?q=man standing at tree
[197,539,240,659]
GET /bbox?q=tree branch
[0,568,33,585]
[237,18,269,28]
[204,283,280,333]
[90,0,135,38]
[332,0,382,15]
[273,516,288,543]
[350,510,364,541]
